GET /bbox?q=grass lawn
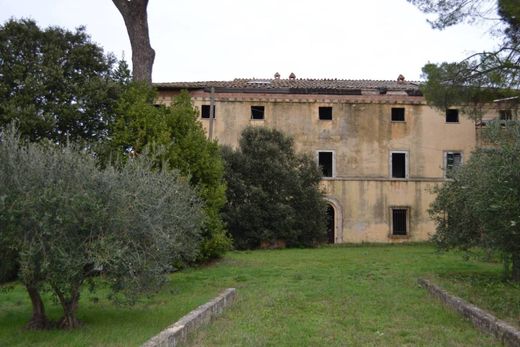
[1,244,517,346]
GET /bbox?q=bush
[110,84,231,261]
[429,122,520,281]
[222,126,327,249]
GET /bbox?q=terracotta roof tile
[154,78,422,94]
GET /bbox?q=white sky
[0,0,499,82]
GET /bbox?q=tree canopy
[409,0,520,116]
[221,126,327,249]
[412,0,520,281]
[110,84,231,261]
[0,126,203,329]
[0,19,127,143]
[429,122,520,281]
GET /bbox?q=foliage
[110,84,231,261]
[0,19,128,143]
[0,126,203,329]
[221,126,327,249]
[409,0,520,118]
[410,0,520,281]
[429,122,520,281]
[407,0,498,30]
[0,243,18,284]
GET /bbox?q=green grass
[0,244,516,346]
[0,272,223,347]
[432,268,520,329]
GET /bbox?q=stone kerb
[418,278,520,347]
[141,288,236,347]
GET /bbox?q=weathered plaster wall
[321,179,438,242]
[157,91,480,243]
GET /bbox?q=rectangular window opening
[392,208,408,236]
[446,109,459,123]
[445,152,462,177]
[499,110,513,120]
[251,106,265,120]
[391,107,405,122]
[318,151,333,178]
[201,105,215,119]
[319,107,333,120]
[391,152,407,178]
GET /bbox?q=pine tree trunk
[512,253,520,282]
[25,284,49,330]
[112,0,155,84]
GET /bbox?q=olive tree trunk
[25,284,49,330]
[513,253,520,282]
[112,0,155,84]
[54,286,82,329]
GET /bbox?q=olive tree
[429,122,520,281]
[0,126,203,329]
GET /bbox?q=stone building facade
[155,76,486,243]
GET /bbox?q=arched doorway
[326,204,335,244]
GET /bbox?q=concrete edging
[141,288,236,347]
[418,278,520,347]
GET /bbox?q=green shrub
[222,126,327,249]
[110,84,231,261]
[429,122,520,281]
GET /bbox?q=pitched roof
[154,78,422,96]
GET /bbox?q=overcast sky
[0,0,499,82]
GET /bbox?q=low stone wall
[141,288,236,347]
[418,278,520,347]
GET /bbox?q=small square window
[391,107,405,122]
[201,105,215,119]
[446,109,459,123]
[318,151,334,178]
[319,107,333,120]
[391,208,408,236]
[251,106,265,120]
[499,110,512,120]
[391,152,407,179]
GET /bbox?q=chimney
[274,72,280,79]
[397,74,405,83]
[289,72,296,80]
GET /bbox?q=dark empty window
[391,107,405,121]
[446,109,459,123]
[251,106,265,120]
[392,208,408,235]
[499,110,512,120]
[319,107,333,120]
[201,105,215,119]
[318,152,333,177]
[391,152,407,178]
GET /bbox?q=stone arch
[323,196,344,244]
